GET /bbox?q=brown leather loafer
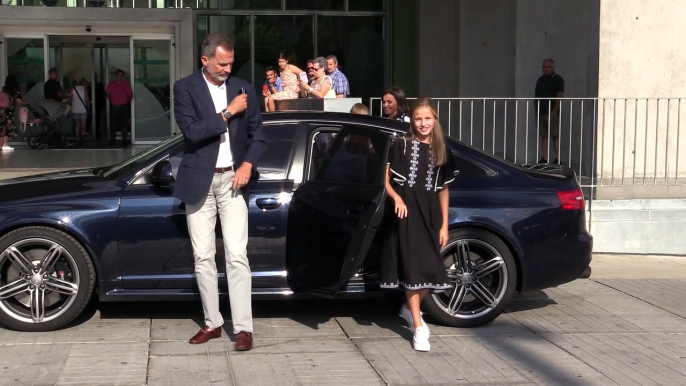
[235,331,253,351]
[189,326,221,344]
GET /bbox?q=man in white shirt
[173,33,265,351]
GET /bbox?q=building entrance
[49,35,130,146]
[2,33,175,147]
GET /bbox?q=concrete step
[587,198,686,254]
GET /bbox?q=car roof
[262,111,409,131]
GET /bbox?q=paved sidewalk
[0,255,684,386]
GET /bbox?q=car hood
[0,168,106,202]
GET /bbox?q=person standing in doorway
[381,97,456,352]
[44,68,64,103]
[107,69,133,146]
[68,78,90,146]
[93,75,106,141]
[173,33,265,351]
[534,59,564,163]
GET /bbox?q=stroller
[26,100,70,149]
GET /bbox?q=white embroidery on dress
[425,160,436,191]
[408,140,420,187]
[380,281,453,291]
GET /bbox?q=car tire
[423,228,517,328]
[0,227,95,332]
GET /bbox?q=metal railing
[370,97,686,189]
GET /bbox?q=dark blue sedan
[0,112,592,332]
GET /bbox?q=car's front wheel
[423,228,517,328]
[0,227,95,331]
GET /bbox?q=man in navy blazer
[173,33,265,351]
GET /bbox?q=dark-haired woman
[1,75,27,151]
[382,87,411,122]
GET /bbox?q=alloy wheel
[432,238,508,319]
[0,238,80,323]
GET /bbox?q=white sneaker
[1,146,14,151]
[399,303,430,336]
[412,325,431,352]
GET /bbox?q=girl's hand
[439,226,449,249]
[394,196,407,219]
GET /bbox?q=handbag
[323,76,336,99]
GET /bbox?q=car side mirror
[151,160,174,187]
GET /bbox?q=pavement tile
[595,279,686,318]
[151,316,347,342]
[354,333,616,386]
[55,342,149,386]
[545,333,686,386]
[337,313,532,339]
[0,343,69,385]
[508,280,686,334]
[149,340,384,386]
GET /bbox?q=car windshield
[101,135,182,178]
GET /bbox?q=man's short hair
[543,58,555,65]
[201,33,234,59]
[115,69,125,76]
[49,68,58,75]
[306,59,314,65]
[314,57,327,69]
[265,66,276,74]
[325,55,338,65]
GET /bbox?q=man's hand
[233,162,253,190]
[262,89,270,97]
[226,94,248,117]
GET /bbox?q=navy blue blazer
[172,70,266,205]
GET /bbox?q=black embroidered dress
[380,138,457,292]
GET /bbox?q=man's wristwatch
[222,109,232,120]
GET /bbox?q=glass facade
[2,0,391,142]
[1,0,384,10]
[5,38,44,99]
[196,1,389,106]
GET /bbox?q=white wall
[595,0,686,182]
[417,0,459,98]
[458,0,516,98]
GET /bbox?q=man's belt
[214,166,234,173]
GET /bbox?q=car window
[452,152,489,178]
[310,127,387,185]
[103,135,182,179]
[258,123,298,180]
[131,123,297,186]
[308,128,339,180]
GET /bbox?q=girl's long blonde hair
[405,97,447,165]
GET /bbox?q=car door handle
[256,198,281,210]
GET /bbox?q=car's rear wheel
[0,227,95,331]
[423,228,517,328]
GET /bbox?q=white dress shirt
[202,68,234,168]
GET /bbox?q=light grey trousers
[185,171,253,333]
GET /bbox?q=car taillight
[557,189,585,210]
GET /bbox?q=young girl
[381,97,456,352]
[264,50,304,111]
